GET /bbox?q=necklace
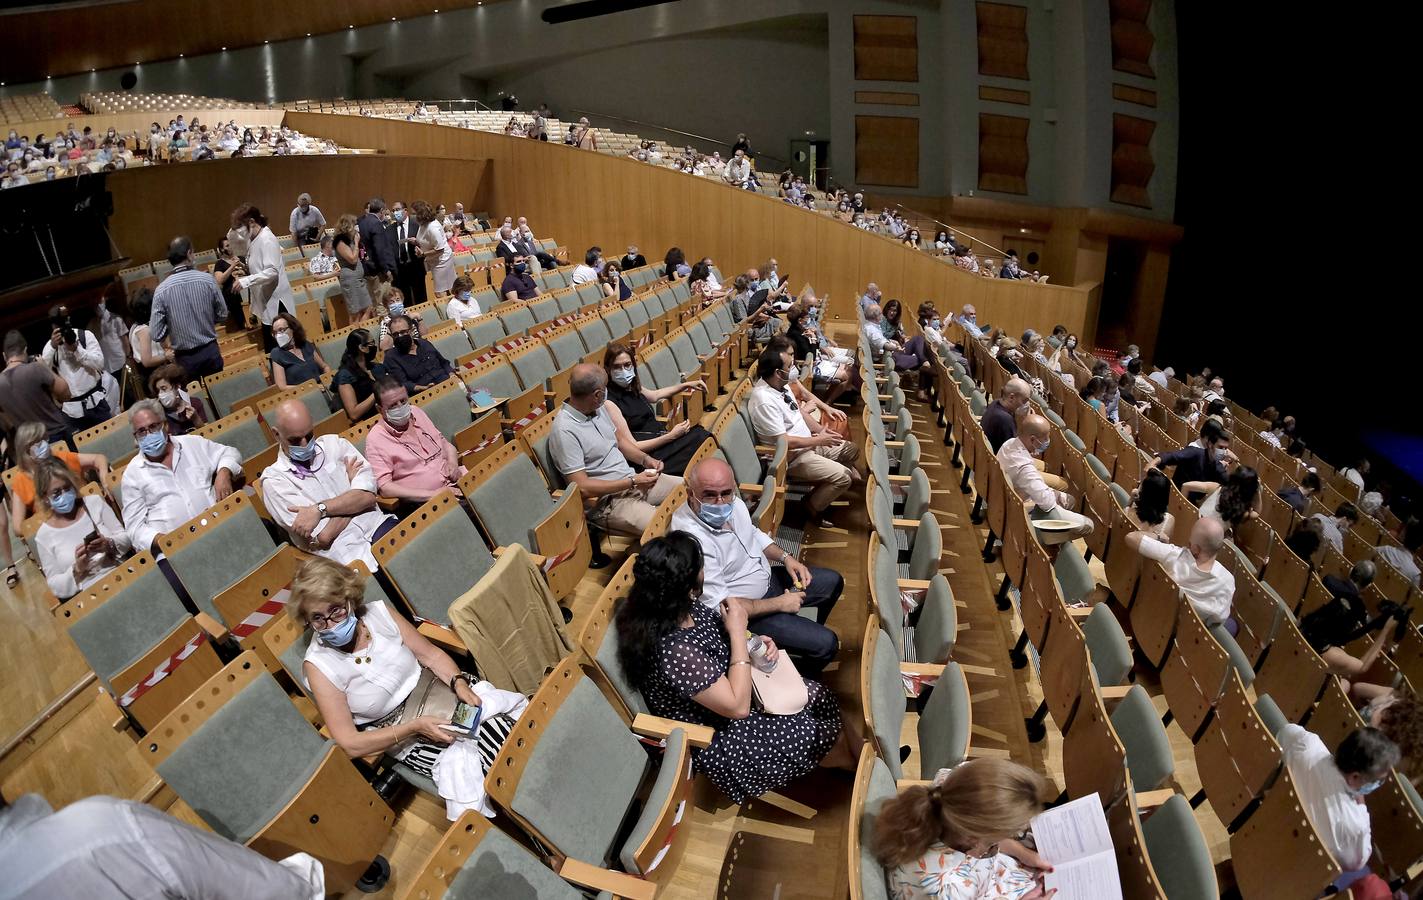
[348,624,373,665]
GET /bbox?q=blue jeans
[749,565,843,676]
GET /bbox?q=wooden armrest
[738,482,764,494]
[557,859,656,900]
[375,496,401,513]
[194,611,230,643]
[900,662,946,677]
[97,687,129,733]
[892,518,922,530]
[897,578,932,590]
[1066,606,1094,619]
[632,712,715,749]
[1100,685,1133,701]
[755,444,777,454]
[471,397,508,415]
[885,440,905,449]
[887,474,912,484]
[896,778,933,789]
[1135,789,1176,811]
[881,414,898,422]
[493,544,547,566]
[416,621,466,655]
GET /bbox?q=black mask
[363,346,377,362]
[393,333,414,352]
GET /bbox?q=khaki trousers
[787,440,860,513]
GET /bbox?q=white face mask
[157,388,179,409]
[275,331,292,348]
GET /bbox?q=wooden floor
[0,343,1234,895]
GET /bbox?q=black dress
[607,383,711,476]
[643,603,841,803]
[213,258,246,327]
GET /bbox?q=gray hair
[129,398,166,423]
[297,192,312,204]
[500,224,513,240]
[1351,560,1377,589]
[864,303,882,321]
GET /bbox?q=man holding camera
[41,305,110,431]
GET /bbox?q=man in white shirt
[42,307,109,430]
[1125,516,1235,627]
[955,304,988,339]
[997,415,1094,540]
[1148,365,1174,391]
[0,794,324,899]
[1340,460,1369,495]
[1259,419,1286,449]
[747,348,860,527]
[671,459,843,674]
[724,149,752,188]
[1313,502,1359,553]
[1377,525,1422,587]
[1202,376,1225,404]
[571,246,602,285]
[121,399,241,553]
[857,282,882,314]
[288,192,326,246]
[548,364,681,537]
[260,400,395,571]
[1278,724,1398,887]
[860,303,899,364]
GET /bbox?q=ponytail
[873,785,945,867]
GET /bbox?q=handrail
[567,107,788,169]
[891,201,1009,261]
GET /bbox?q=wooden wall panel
[978,86,1031,105]
[852,16,919,82]
[1110,114,1155,208]
[978,113,1030,195]
[107,153,488,263]
[275,112,1095,341]
[1111,84,1158,108]
[854,91,920,107]
[976,2,1030,80]
[1110,0,1156,78]
[854,115,920,188]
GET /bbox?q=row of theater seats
[20,253,780,894]
[1,91,63,125]
[925,319,1423,897]
[81,91,259,115]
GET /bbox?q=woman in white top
[230,203,295,337]
[412,200,455,295]
[1197,465,1260,536]
[289,557,527,820]
[1128,469,1176,541]
[34,464,131,601]
[444,274,483,327]
[126,288,168,375]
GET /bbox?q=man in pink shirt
[364,375,464,508]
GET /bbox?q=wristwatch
[317,502,328,517]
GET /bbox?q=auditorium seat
[868,539,957,665]
[861,617,970,781]
[847,745,897,900]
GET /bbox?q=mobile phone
[82,530,99,545]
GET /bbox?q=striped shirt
[149,265,227,351]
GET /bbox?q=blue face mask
[458,291,472,302]
[1033,438,1050,458]
[513,262,528,274]
[611,366,635,387]
[930,319,941,330]
[30,440,51,461]
[696,500,734,529]
[49,488,77,516]
[138,429,168,458]
[1351,777,1385,797]
[287,441,317,464]
[388,302,405,317]
[316,610,359,648]
[393,210,404,222]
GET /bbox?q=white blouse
[418,219,452,271]
[37,495,132,600]
[303,600,420,725]
[445,295,482,327]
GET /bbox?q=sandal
[4,565,18,588]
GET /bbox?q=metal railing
[568,107,788,170]
[890,201,1010,262]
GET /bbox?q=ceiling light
[349,24,354,28]
[391,16,397,20]
[178,54,183,58]
[221,46,227,50]
[1019,227,1027,233]
[264,40,270,44]
[306,32,311,37]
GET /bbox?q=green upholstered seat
[917,661,971,776]
[465,317,507,353]
[1083,604,1134,686]
[444,825,589,899]
[383,509,497,625]
[66,564,190,697]
[208,367,270,418]
[416,384,474,440]
[466,361,523,401]
[467,452,557,551]
[1140,794,1219,899]
[499,305,536,335]
[576,317,613,353]
[509,344,558,391]
[164,502,279,625]
[546,331,587,370]
[856,756,896,900]
[429,329,475,365]
[1111,685,1174,791]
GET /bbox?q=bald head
[1001,378,1032,411]
[864,303,882,322]
[1019,414,1049,441]
[687,458,734,499]
[1190,517,1226,559]
[275,399,312,440]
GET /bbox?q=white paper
[1031,794,1114,861]
[1030,794,1122,900]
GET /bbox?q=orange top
[11,448,83,510]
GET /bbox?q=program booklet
[1029,793,1122,900]
[396,669,483,737]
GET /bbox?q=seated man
[1303,560,1398,703]
[860,303,899,364]
[1312,502,1359,554]
[1127,358,1156,396]
[364,376,464,508]
[120,398,241,554]
[997,414,1093,540]
[1147,365,1174,390]
[260,399,395,570]
[1125,517,1235,628]
[1278,470,1322,515]
[1377,519,1423,587]
[548,364,681,537]
[954,304,988,339]
[1148,418,1234,504]
[1279,725,1398,892]
[499,257,540,304]
[982,378,1070,491]
[747,347,860,528]
[383,314,453,395]
[671,459,842,675]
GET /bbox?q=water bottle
[746,636,777,674]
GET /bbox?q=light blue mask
[458,291,473,302]
[49,488,77,516]
[697,501,734,529]
[388,302,405,317]
[30,441,51,461]
[393,210,405,222]
[316,611,358,648]
[611,367,635,387]
[287,441,317,464]
[1350,777,1385,797]
[1034,438,1050,457]
[138,430,168,458]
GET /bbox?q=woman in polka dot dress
[615,532,844,803]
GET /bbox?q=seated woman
[8,422,109,535]
[783,303,853,409]
[880,299,934,401]
[333,329,385,422]
[1128,468,1176,540]
[874,757,1055,899]
[269,312,332,390]
[1079,375,1106,414]
[34,463,131,601]
[148,364,208,435]
[687,261,727,306]
[600,260,632,301]
[289,556,528,820]
[444,274,483,328]
[1197,465,1260,536]
[602,343,711,476]
[614,533,847,804]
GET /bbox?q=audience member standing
[288,192,326,246]
[388,200,427,305]
[41,307,109,431]
[149,236,229,378]
[1,330,72,446]
[231,205,295,349]
[412,200,455,296]
[359,198,398,298]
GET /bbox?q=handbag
[750,652,808,715]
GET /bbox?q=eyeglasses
[133,422,165,439]
[309,604,350,630]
